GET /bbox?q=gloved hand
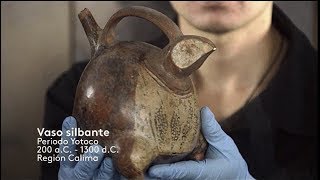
[58,116,117,180]
[148,106,255,180]
[58,116,157,180]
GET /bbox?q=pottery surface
[73,6,216,179]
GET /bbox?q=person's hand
[58,116,159,180]
[148,107,255,180]
[58,116,117,180]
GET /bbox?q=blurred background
[1,1,318,179]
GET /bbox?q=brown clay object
[73,6,216,179]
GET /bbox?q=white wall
[1,1,71,179]
[276,1,318,48]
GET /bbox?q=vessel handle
[101,6,183,46]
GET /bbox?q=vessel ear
[167,35,216,77]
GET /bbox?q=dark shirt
[41,5,318,180]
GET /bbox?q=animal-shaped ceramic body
[73,6,216,179]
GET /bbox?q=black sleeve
[40,61,88,180]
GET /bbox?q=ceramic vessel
[73,6,216,179]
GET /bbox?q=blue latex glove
[58,117,157,180]
[58,116,117,180]
[148,107,255,180]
